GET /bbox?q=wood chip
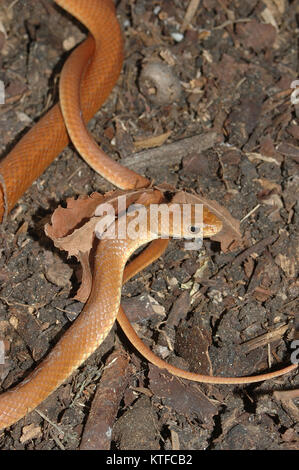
[79,349,131,450]
[133,131,172,151]
[241,323,289,353]
[20,424,42,444]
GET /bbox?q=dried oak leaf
[45,192,104,239]
[172,191,242,252]
[74,251,93,302]
[45,188,166,302]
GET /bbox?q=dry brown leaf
[74,251,93,302]
[45,187,169,300]
[133,131,172,151]
[45,192,104,239]
[45,188,162,252]
[46,217,99,258]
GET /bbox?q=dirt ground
[0,0,298,451]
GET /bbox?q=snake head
[149,203,222,240]
[174,204,223,239]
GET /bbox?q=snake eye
[189,225,200,234]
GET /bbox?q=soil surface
[0,0,298,450]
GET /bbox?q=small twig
[122,132,221,173]
[273,389,299,401]
[278,298,299,313]
[181,0,201,32]
[213,18,253,30]
[262,89,294,114]
[231,234,278,268]
[54,306,80,317]
[79,348,131,450]
[70,369,103,408]
[241,323,289,353]
[170,429,180,450]
[49,429,66,450]
[8,0,19,10]
[0,296,48,313]
[240,204,261,223]
[66,165,84,182]
[35,409,64,436]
